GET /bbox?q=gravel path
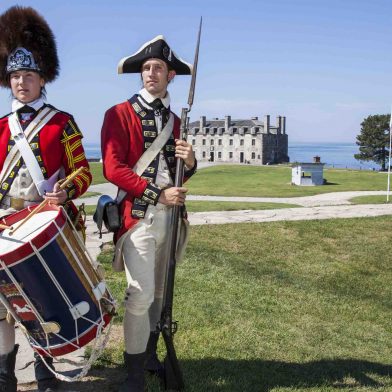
[77,183,388,208]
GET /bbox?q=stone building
[187,115,289,164]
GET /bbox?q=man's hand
[44,181,68,205]
[159,187,188,206]
[175,139,195,169]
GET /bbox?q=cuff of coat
[64,182,77,201]
[184,158,197,178]
[141,183,162,205]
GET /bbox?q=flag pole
[387,107,392,202]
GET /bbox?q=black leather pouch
[93,195,121,238]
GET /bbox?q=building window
[202,139,206,146]
[202,151,206,158]
[192,139,195,145]
[218,139,222,145]
[229,139,233,146]
[229,152,233,158]
[218,152,221,159]
[240,139,244,146]
[252,139,256,146]
[210,139,214,145]
[251,152,256,159]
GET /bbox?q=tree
[355,114,390,171]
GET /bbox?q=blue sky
[1,0,391,143]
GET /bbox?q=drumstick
[9,167,86,235]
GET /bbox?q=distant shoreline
[84,141,379,171]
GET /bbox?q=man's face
[10,70,44,103]
[141,58,176,98]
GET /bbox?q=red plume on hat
[0,6,59,88]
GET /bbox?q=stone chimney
[225,115,231,132]
[276,116,282,134]
[264,115,270,133]
[281,116,286,134]
[199,116,206,130]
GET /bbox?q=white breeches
[0,302,15,355]
[123,204,171,316]
[122,204,171,353]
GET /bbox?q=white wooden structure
[292,161,325,186]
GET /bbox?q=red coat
[101,100,184,239]
[0,107,92,201]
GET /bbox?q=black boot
[145,332,164,378]
[0,345,18,392]
[34,353,59,392]
[119,351,146,392]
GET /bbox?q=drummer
[0,6,91,392]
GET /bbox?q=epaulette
[45,103,72,120]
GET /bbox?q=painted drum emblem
[12,298,36,321]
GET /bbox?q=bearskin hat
[0,6,59,88]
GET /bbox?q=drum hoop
[0,205,66,266]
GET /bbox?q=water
[84,142,101,160]
[288,142,379,170]
[84,142,381,170]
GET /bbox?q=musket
[160,17,202,391]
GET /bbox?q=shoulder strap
[116,113,174,203]
[1,107,58,194]
[0,107,55,186]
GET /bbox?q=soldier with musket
[0,6,92,392]
[101,36,197,391]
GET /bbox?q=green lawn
[89,162,106,185]
[97,216,392,391]
[84,204,97,215]
[186,165,388,197]
[350,195,391,205]
[88,163,388,197]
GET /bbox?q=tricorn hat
[118,35,192,75]
[0,6,59,88]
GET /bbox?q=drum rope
[29,315,114,382]
[64,209,99,269]
[30,243,75,309]
[53,220,96,290]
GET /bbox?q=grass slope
[350,195,390,205]
[186,165,388,197]
[89,163,388,197]
[89,162,106,185]
[97,216,392,391]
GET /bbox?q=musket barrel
[160,17,202,392]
